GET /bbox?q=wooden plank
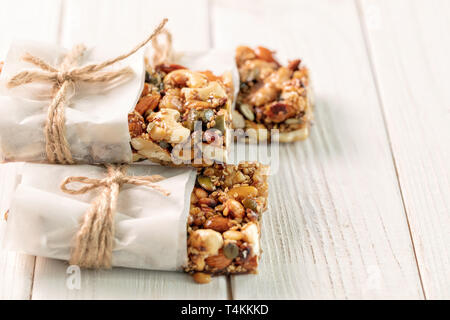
[359,0,450,299]
[30,0,228,300]
[32,259,228,300]
[211,0,424,299]
[0,0,62,300]
[0,164,35,300]
[0,0,62,57]
[59,0,210,51]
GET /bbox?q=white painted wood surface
[0,0,447,299]
[0,0,62,300]
[359,0,450,299]
[212,0,423,299]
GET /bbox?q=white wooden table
[0,0,449,300]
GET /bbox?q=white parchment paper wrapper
[0,41,239,165]
[3,163,197,271]
[0,40,145,164]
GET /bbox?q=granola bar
[129,63,233,166]
[185,162,269,283]
[233,46,314,143]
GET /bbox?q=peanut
[194,187,208,199]
[223,199,245,219]
[193,272,211,284]
[223,230,243,241]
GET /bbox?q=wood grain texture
[0,0,62,300]
[0,0,62,57]
[60,0,210,51]
[359,0,450,299]
[212,0,424,299]
[28,0,228,300]
[1,0,448,300]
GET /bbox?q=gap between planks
[354,0,427,299]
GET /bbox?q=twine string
[7,18,168,164]
[149,28,173,67]
[60,164,170,268]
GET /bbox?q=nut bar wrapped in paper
[3,162,268,279]
[232,46,314,143]
[0,20,238,166]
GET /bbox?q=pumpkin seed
[201,109,215,123]
[159,141,170,149]
[239,104,255,121]
[184,110,201,131]
[223,242,239,260]
[242,198,258,211]
[213,115,226,134]
[284,118,302,124]
[197,175,216,191]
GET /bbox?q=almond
[205,252,232,269]
[204,216,231,232]
[128,113,145,138]
[156,63,186,73]
[135,93,160,115]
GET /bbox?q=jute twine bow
[149,28,173,68]
[7,18,168,164]
[60,164,170,269]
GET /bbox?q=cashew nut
[147,109,190,144]
[182,81,227,101]
[189,229,224,256]
[131,137,172,163]
[164,69,208,88]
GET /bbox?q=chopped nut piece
[189,229,223,256]
[128,112,146,138]
[131,137,172,163]
[242,222,260,255]
[224,199,245,219]
[147,109,190,143]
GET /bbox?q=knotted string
[7,18,168,164]
[149,28,173,68]
[60,164,170,269]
